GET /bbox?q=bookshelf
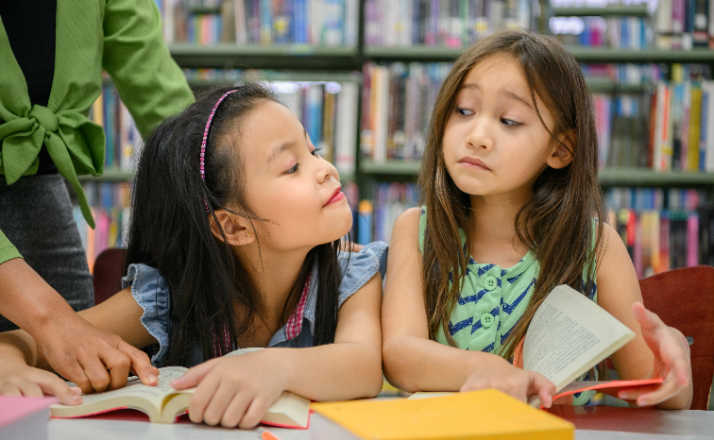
[360,159,714,188]
[83,0,713,271]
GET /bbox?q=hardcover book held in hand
[311,389,574,439]
[50,366,311,428]
[516,284,663,403]
[410,285,663,405]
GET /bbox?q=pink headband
[200,89,239,182]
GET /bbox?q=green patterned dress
[418,207,599,405]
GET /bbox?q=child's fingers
[16,381,44,398]
[172,358,221,390]
[119,341,158,386]
[203,384,239,426]
[530,373,555,408]
[188,373,220,424]
[35,374,83,405]
[632,302,666,333]
[633,371,681,407]
[221,392,254,428]
[239,396,269,429]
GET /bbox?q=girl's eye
[455,107,474,117]
[311,147,323,157]
[501,118,522,127]
[285,163,299,174]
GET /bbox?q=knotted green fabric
[0,7,105,226]
[0,0,194,264]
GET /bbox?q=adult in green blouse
[0,0,194,398]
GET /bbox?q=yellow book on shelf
[311,389,573,440]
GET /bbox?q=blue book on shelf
[306,85,323,147]
[293,0,307,44]
[260,0,272,44]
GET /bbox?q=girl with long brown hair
[382,30,692,409]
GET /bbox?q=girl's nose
[466,117,493,151]
[317,157,338,184]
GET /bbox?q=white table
[48,406,714,440]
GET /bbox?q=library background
[81,0,714,279]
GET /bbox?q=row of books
[360,60,714,172]
[185,69,359,176]
[74,183,132,271]
[88,85,142,172]
[551,16,649,49]
[650,76,714,172]
[356,183,420,243]
[552,0,714,50]
[654,0,714,49]
[605,188,714,276]
[354,183,714,274]
[155,0,359,46]
[364,0,532,48]
[360,62,451,162]
[91,74,359,177]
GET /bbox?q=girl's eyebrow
[460,82,533,110]
[267,129,309,164]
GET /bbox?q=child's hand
[460,361,555,408]
[0,360,82,405]
[171,350,288,428]
[617,302,692,407]
[34,315,158,393]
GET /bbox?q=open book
[517,284,662,402]
[50,366,311,428]
[411,284,662,404]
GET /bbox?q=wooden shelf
[360,160,421,176]
[585,78,647,93]
[567,47,714,63]
[170,44,360,70]
[364,46,461,62]
[364,45,714,65]
[186,71,361,86]
[360,161,714,187]
[598,168,714,187]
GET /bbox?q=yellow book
[688,85,702,171]
[311,389,574,439]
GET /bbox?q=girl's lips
[324,189,345,206]
[458,157,491,171]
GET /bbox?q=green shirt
[418,207,600,405]
[0,0,194,264]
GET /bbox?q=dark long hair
[419,31,604,360]
[126,84,341,365]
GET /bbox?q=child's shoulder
[394,206,423,233]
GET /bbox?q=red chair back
[639,265,714,410]
[92,248,127,305]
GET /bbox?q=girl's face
[236,100,352,252]
[442,53,562,202]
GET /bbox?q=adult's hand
[32,314,158,393]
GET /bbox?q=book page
[52,366,188,417]
[522,285,634,390]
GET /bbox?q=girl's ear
[209,209,255,247]
[547,130,575,169]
